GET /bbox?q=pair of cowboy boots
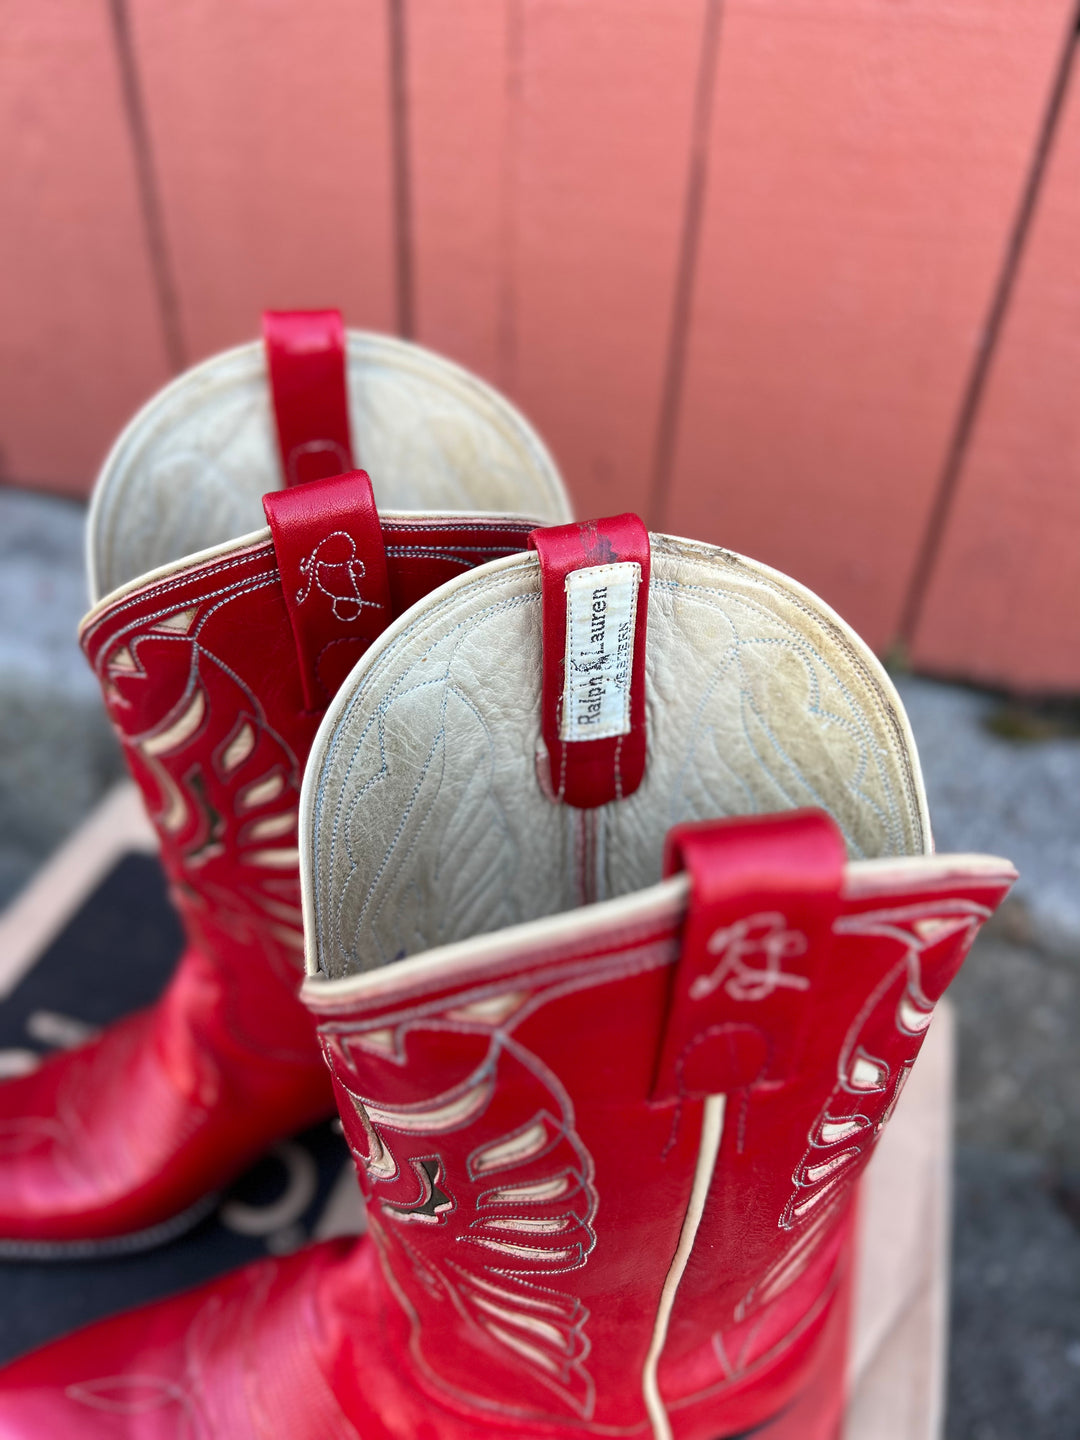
[0,322,1014,1437]
[0,310,570,1255]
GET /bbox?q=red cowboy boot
[0,312,570,1257]
[0,518,1014,1435]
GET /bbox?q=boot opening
[87,333,569,601]
[305,536,929,979]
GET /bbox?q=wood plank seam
[107,0,186,373]
[897,3,1080,656]
[647,0,724,533]
[498,0,524,395]
[389,0,416,340]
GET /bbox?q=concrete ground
[1,487,1079,1436]
[0,489,122,904]
[896,677,1080,1439]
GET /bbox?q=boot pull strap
[263,470,391,712]
[527,514,650,808]
[651,809,846,1104]
[263,309,355,488]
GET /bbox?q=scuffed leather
[88,332,572,600]
[307,535,933,980]
[0,946,329,1249]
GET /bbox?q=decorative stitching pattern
[690,914,810,1003]
[64,1259,362,1437]
[88,566,309,1006]
[295,531,383,621]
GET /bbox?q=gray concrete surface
[898,676,1080,958]
[949,1148,1080,1440]
[0,489,122,907]
[897,678,1080,1438]
[946,936,1080,1438]
[892,677,1080,1434]
[1,489,1079,1435]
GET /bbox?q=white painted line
[0,1049,41,1078]
[0,782,157,1001]
[25,1010,99,1049]
[312,1157,368,1242]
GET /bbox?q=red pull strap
[263,310,355,487]
[263,471,391,711]
[651,810,846,1103]
[528,515,650,808]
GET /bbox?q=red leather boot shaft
[303,815,1015,1439]
[80,511,541,1044]
[0,510,537,1251]
[0,821,1013,1439]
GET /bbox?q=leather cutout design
[80,519,537,1059]
[302,835,1012,1434]
[713,892,992,1359]
[264,471,391,710]
[323,1003,599,1421]
[777,896,988,1232]
[529,515,650,808]
[263,310,354,487]
[0,515,539,1251]
[383,1156,454,1223]
[117,602,308,990]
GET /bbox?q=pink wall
[0,2,170,488]
[2,0,1079,690]
[911,39,1080,692]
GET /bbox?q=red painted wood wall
[2,0,1079,691]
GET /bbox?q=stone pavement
[1,487,1078,1436]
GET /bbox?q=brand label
[560,562,640,742]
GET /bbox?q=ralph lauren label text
[561,562,641,742]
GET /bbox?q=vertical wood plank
[406,0,512,385]
[0,1,169,495]
[511,0,706,518]
[129,0,398,360]
[407,0,706,519]
[911,44,1080,693]
[664,0,1074,654]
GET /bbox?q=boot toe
[0,1241,360,1439]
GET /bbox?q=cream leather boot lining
[88,332,570,601]
[305,538,930,981]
